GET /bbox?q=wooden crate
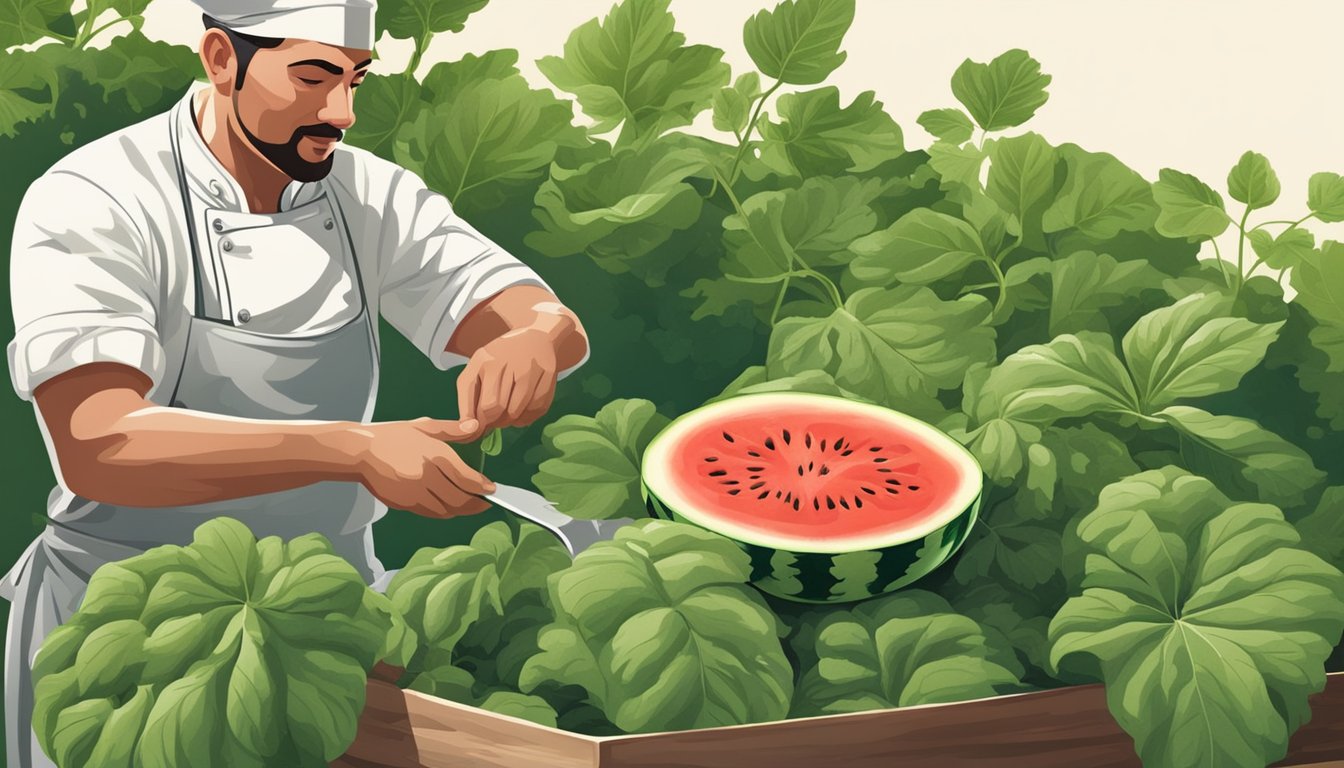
[333,671,1344,767]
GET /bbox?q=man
[1,0,590,764]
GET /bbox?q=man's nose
[318,85,356,130]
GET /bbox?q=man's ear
[198,28,238,94]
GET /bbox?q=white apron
[3,100,391,767]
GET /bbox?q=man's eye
[352,81,364,88]
[299,77,322,85]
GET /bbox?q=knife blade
[482,482,638,558]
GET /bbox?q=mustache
[294,123,343,141]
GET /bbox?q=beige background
[121,0,1344,282]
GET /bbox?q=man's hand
[456,327,560,439]
[353,417,495,518]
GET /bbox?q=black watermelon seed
[839,498,850,509]
[813,498,820,510]
[854,496,864,508]
[782,429,791,444]
[792,498,800,511]
[765,437,775,450]
[750,482,765,490]
[820,465,830,476]
[705,457,718,462]
[723,431,735,442]
[807,461,814,471]
[747,466,765,472]
[709,470,727,477]
[748,450,761,458]
[826,497,836,510]
[869,447,882,452]
[784,492,792,502]
[797,466,805,476]
[861,487,876,495]
[757,491,770,500]
[805,433,812,448]
[886,488,899,494]
[909,485,920,491]
[886,479,901,485]
[775,490,783,499]
[724,480,739,485]
[874,457,888,463]
[728,489,741,495]
[820,439,827,452]
[877,467,893,473]
[841,450,853,457]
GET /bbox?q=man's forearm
[68,401,368,507]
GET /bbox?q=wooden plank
[336,672,1344,767]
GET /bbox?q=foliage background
[2,0,1343,763]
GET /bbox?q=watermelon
[640,392,983,604]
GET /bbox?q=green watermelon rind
[639,392,984,604]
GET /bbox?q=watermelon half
[640,392,983,604]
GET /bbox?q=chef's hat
[191,0,377,50]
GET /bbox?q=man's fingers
[423,471,474,516]
[430,450,495,496]
[476,364,506,426]
[505,368,543,421]
[519,375,556,425]
[457,362,481,423]
[411,416,480,443]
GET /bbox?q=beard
[232,91,341,182]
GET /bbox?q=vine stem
[1243,213,1312,282]
[405,29,433,75]
[726,79,784,186]
[985,257,1008,316]
[1234,204,1252,294]
[1210,239,1232,288]
[726,270,842,309]
[77,16,134,48]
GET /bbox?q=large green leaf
[1049,467,1344,768]
[537,0,728,143]
[1248,227,1314,271]
[1289,240,1344,371]
[1121,292,1282,411]
[396,74,584,216]
[793,590,1020,716]
[742,0,854,85]
[1153,406,1325,509]
[1048,250,1166,336]
[375,0,490,42]
[532,399,671,520]
[711,72,762,137]
[950,49,1051,132]
[344,72,425,161]
[756,86,905,179]
[1227,150,1281,210]
[1295,487,1344,566]
[526,140,703,286]
[847,207,986,285]
[1151,168,1230,239]
[985,131,1057,241]
[66,32,200,113]
[518,520,793,733]
[1041,144,1158,239]
[767,285,995,415]
[0,0,70,48]
[916,108,973,144]
[954,491,1062,589]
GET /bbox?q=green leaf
[1049,250,1166,336]
[1295,487,1344,566]
[421,49,521,100]
[916,108,974,144]
[926,140,987,200]
[985,131,1057,240]
[478,691,559,727]
[519,520,791,732]
[65,32,200,114]
[742,0,854,84]
[277,647,368,762]
[53,696,115,768]
[226,611,282,758]
[1122,293,1282,410]
[537,0,728,142]
[84,684,155,767]
[375,0,490,41]
[954,493,1062,588]
[0,0,70,48]
[708,366,874,405]
[1307,171,1344,222]
[966,331,1140,427]
[526,140,703,286]
[711,72,762,136]
[74,619,146,695]
[0,48,62,138]
[532,398,671,520]
[950,48,1051,131]
[1041,144,1158,239]
[480,427,503,456]
[1039,424,1140,514]
[137,661,224,768]
[794,591,1020,715]
[1227,150,1281,210]
[255,553,365,616]
[1248,226,1314,271]
[847,207,986,285]
[397,75,584,216]
[1049,467,1344,768]
[756,87,905,178]
[1152,168,1230,239]
[1289,240,1344,372]
[767,286,995,414]
[344,72,425,161]
[1153,406,1325,509]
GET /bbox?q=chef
[1,0,590,764]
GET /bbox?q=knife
[369,483,638,593]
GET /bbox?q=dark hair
[202,14,284,89]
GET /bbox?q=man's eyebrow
[288,59,345,75]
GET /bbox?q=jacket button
[221,238,233,251]
[324,219,334,230]
[237,309,251,323]
[212,218,224,232]
[209,180,222,195]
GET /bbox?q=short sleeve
[372,167,584,376]
[6,171,165,401]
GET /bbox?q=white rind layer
[641,392,984,554]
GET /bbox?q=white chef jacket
[6,84,588,406]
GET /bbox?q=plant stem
[1250,213,1313,232]
[405,30,433,76]
[726,79,783,186]
[1209,239,1232,287]
[985,257,1009,316]
[79,16,133,47]
[1234,204,1252,293]
[1277,266,1289,286]
[726,269,842,308]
